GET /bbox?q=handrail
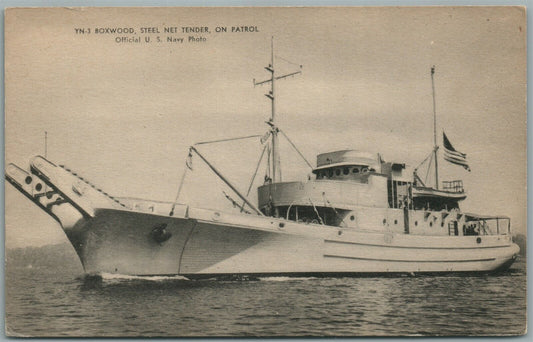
[442,180,464,193]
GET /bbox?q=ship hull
[65,207,519,278]
[6,157,519,278]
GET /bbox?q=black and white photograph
[4,6,527,337]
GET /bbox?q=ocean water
[5,257,527,337]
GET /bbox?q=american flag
[443,132,471,171]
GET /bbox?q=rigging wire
[415,150,434,171]
[194,134,262,146]
[278,146,282,182]
[414,150,434,187]
[279,128,313,170]
[265,143,272,181]
[189,145,264,216]
[169,149,193,216]
[308,197,325,225]
[224,191,252,214]
[246,142,269,197]
[424,153,434,186]
[322,193,347,227]
[275,55,303,68]
[240,142,269,212]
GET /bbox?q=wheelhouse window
[315,165,375,180]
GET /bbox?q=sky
[4,7,526,248]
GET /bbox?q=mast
[269,37,281,182]
[254,37,302,183]
[431,66,439,189]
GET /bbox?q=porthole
[335,169,341,176]
[476,237,482,244]
[35,183,43,191]
[343,167,350,175]
[25,176,32,184]
[353,168,359,174]
[362,167,368,173]
[279,222,285,229]
[350,215,355,221]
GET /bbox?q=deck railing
[442,180,464,193]
[464,216,511,235]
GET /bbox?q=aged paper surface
[4,7,526,337]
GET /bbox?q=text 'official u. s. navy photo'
[4,6,526,337]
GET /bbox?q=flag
[443,132,470,171]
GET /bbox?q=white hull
[6,156,519,278]
[67,207,518,277]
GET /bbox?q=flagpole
[431,66,439,190]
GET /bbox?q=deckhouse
[258,148,506,238]
[257,149,415,228]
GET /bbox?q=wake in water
[100,273,189,281]
[77,272,323,288]
[258,276,319,282]
[77,272,190,290]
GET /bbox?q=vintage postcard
[4,7,526,337]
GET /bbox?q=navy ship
[6,40,519,278]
